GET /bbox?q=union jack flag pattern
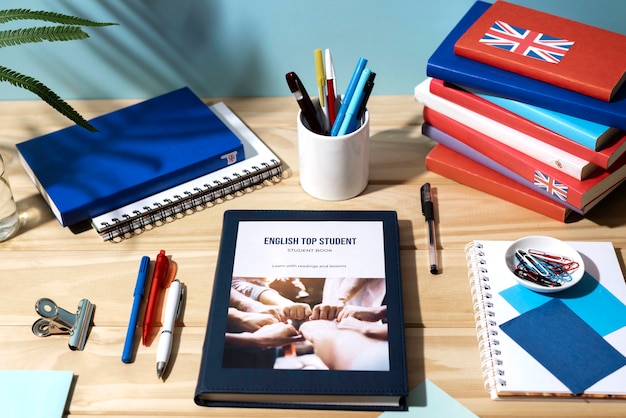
[534,170,568,201]
[480,21,574,64]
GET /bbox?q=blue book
[426,1,626,132]
[16,87,245,227]
[475,92,620,151]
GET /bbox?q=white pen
[156,279,184,379]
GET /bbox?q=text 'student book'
[465,240,626,399]
[194,210,408,411]
[454,1,626,102]
[16,87,245,227]
[426,1,626,131]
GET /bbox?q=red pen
[142,250,170,345]
[325,48,337,127]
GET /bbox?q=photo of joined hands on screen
[224,277,389,371]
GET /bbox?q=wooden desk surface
[1,96,625,417]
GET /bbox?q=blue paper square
[499,298,626,395]
[500,272,626,336]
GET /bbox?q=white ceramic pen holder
[297,102,370,201]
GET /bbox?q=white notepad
[465,240,626,399]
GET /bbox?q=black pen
[420,183,439,274]
[285,71,324,134]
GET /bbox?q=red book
[454,0,626,101]
[423,107,626,210]
[426,144,575,222]
[429,78,626,170]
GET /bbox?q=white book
[91,102,283,241]
[415,78,597,180]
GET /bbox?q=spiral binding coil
[465,241,506,395]
[96,160,283,242]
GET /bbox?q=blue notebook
[426,1,626,132]
[16,87,245,226]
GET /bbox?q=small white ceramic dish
[504,236,584,293]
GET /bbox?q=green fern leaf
[0,66,96,132]
[0,9,117,27]
[0,26,90,48]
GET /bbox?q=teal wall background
[1,0,625,100]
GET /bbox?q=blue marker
[331,57,367,136]
[122,255,150,363]
[337,68,372,136]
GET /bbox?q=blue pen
[337,68,372,136]
[122,255,150,363]
[331,57,367,136]
[348,71,376,133]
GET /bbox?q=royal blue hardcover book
[194,210,408,411]
[426,1,626,132]
[16,87,245,227]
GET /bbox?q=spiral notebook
[465,240,626,399]
[91,102,283,241]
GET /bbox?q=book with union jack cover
[423,123,584,217]
[453,0,626,102]
[422,123,623,219]
[426,1,626,131]
[422,106,626,211]
[424,140,576,222]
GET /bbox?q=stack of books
[16,87,283,241]
[415,0,626,222]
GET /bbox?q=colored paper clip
[514,267,561,287]
[32,298,95,351]
[527,248,571,263]
[515,248,575,286]
[515,249,552,277]
[528,249,579,273]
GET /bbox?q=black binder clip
[32,298,95,351]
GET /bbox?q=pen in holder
[297,98,370,201]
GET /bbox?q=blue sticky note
[380,379,478,417]
[499,299,626,395]
[500,272,626,336]
[0,370,73,418]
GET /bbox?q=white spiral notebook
[91,102,283,241]
[465,240,626,399]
